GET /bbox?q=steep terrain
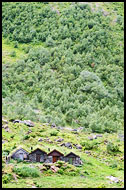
[2,2,124,188]
[2,117,124,188]
[2,2,124,132]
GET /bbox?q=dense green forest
[2,2,124,133]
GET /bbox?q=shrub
[10,51,16,57]
[80,141,98,150]
[23,135,30,140]
[2,174,13,184]
[58,168,64,175]
[50,130,58,136]
[107,142,120,154]
[14,41,18,48]
[13,166,40,177]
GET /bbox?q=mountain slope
[2,2,124,132]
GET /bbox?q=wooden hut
[29,148,47,162]
[11,148,29,161]
[65,152,82,165]
[47,149,64,163]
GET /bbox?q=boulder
[51,123,56,128]
[106,176,120,183]
[60,143,65,146]
[5,127,10,132]
[2,124,8,129]
[13,119,35,127]
[85,151,91,154]
[38,138,43,142]
[88,136,93,140]
[76,145,82,149]
[72,129,77,131]
[65,142,72,149]
[88,135,97,140]
[26,130,32,134]
[2,118,8,124]
[96,134,103,138]
[50,165,59,173]
[78,127,83,131]
[13,119,22,123]
[23,120,35,127]
[60,142,72,149]
[56,138,64,142]
[2,140,7,144]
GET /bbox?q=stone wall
[12,149,28,160]
[45,156,53,163]
[29,153,47,162]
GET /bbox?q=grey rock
[38,138,43,142]
[65,142,72,149]
[5,127,10,132]
[26,130,32,134]
[88,136,93,140]
[51,123,56,128]
[76,145,82,149]
[23,120,35,127]
[2,124,8,129]
[78,127,83,131]
[60,142,72,149]
[13,119,22,123]
[56,138,64,142]
[106,176,120,183]
[2,140,7,144]
[72,129,78,131]
[13,119,35,127]
[92,135,97,139]
[2,118,8,124]
[85,151,91,154]
[96,134,103,138]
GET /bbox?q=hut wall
[45,156,53,163]
[29,153,47,162]
[12,149,28,160]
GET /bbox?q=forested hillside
[2,2,124,132]
[2,2,124,188]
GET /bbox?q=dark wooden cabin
[47,149,64,163]
[65,152,80,165]
[29,148,47,162]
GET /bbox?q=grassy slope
[2,118,124,188]
[2,2,124,188]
